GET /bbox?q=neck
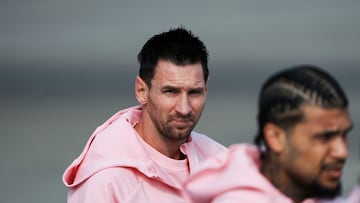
[261,154,307,203]
[134,121,186,160]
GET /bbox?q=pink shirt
[183,144,346,203]
[62,105,225,203]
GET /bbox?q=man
[63,27,225,203]
[183,65,355,203]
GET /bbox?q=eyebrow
[322,124,354,136]
[161,85,205,91]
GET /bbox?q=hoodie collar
[63,105,195,190]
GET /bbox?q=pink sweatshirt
[183,144,348,203]
[62,105,225,203]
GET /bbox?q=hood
[183,144,282,203]
[62,106,156,188]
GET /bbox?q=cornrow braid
[254,65,348,157]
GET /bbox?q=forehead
[152,60,205,86]
[298,105,352,131]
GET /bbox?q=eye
[162,88,179,95]
[189,89,204,96]
[315,132,336,142]
[326,132,339,139]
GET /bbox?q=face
[281,105,352,197]
[138,59,207,142]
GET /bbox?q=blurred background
[1,1,359,202]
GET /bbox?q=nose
[330,136,348,160]
[175,94,192,116]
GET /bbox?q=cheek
[287,134,316,162]
[289,145,325,173]
[148,94,170,109]
[285,138,312,166]
[146,96,163,116]
[190,98,206,110]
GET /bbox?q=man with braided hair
[183,65,358,203]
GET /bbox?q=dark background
[1,1,359,202]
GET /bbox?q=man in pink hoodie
[62,27,225,203]
[183,65,359,203]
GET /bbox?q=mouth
[170,116,194,128]
[323,164,344,180]
[172,119,192,127]
[325,168,343,179]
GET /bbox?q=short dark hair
[137,27,209,87]
[254,65,348,152]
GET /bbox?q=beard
[307,180,342,200]
[155,113,199,141]
[162,123,193,140]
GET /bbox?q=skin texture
[262,105,353,203]
[134,59,208,160]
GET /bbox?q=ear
[135,76,148,105]
[263,123,287,154]
[205,77,209,94]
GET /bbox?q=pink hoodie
[346,184,360,203]
[183,144,347,203]
[63,105,225,203]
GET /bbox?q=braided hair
[254,65,348,157]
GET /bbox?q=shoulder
[191,144,258,175]
[182,144,265,203]
[68,167,142,203]
[85,167,141,186]
[346,183,360,203]
[190,132,226,151]
[202,143,259,167]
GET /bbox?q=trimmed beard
[307,180,342,200]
